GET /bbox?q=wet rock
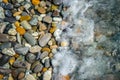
[43,68,52,80]
[4,17,16,23]
[24,32,36,46]
[0,55,10,66]
[25,74,36,80]
[43,16,52,23]
[2,48,15,56]
[39,33,51,47]
[45,59,50,68]
[0,42,11,51]
[5,10,12,17]
[40,51,49,59]
[26,53,36,63]
[21,20,32,30]
[29,45,41,53]
[4,3,13,10]
[15,47,29,55]
[0,34,9,42]
[29,17,38,26]
[0,7,5,19]
[53,0,63,5]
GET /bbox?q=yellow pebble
[42,68,47,72]
[14,53,19,58]
[49,26,57,33]
[16,26,26,35]
[2,0,8,3]
[51,5,58,11]
[9,57,15,65]
[14,21,20,27]
[0,74,3,79]
[20,15,31,21]
[13,11,22,17]
[41,47,51,53]
[32,0,40,5]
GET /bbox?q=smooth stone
[53,17,62,22]
[36,52,41,60]
[33,64,43,73]
[26,53,36,63]
[25,74,36,80]
[9,36,16,42]
[40,51,49,60]
[5,10,12,17]
[13,61,27,68]
[2,48,15,56]
[4,3,13,10]
[0,23,6,33]
[39,33,51,47]
[0,7,5,19]
[29,45,41,53]
[43,68,52,80]
[29,17,38,26]
[43,16,52,23]
[53,0,63,5]
[8,28,17,36]
[17,33,21,44]
[4,24,13,34]
[15,47,29,55]
[4,17,16,23]
[0,42,11,51]
[21,20,32,30]
[16,0,24,3]
[45,59,50,68]
[24,32,36,46]
[18,72,25,80]
[0,55,10,66]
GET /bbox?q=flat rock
[39,33,51,47]
[0,34,9,42]
[24,32,36,46]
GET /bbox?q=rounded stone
[26,53,36,63]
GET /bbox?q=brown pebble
[38,7,46,14]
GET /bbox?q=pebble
[16,0,24,3]
[39,22,47,31]
[13,61,27,68]
[53,0,63,5]
[39,33,52,47]
[5,10,12,17]
[0,7,5,19]
[45,58,50,68]
[38,7,46,14]
[15,47,29,55]
[0,42,11,51]
[8,28,17,36]
[40,51,49,59]
[33,63,43,73]
[26,53,36,63]
[2,48,15,56]
[0,23,6,33]
[9,36,17,42]
[21,20,32,30]
[0,55,10,66]
[29,45,41,53]
[4,3,13,10]
[43,68,52,80]
[4,23,13,34]
[4,17,16,23]
[25,74,36,80]
[18,72,25,80]
[17,33,21,44]
[53,17,62,22]
[29,17,38,25]
[43,16,52,23]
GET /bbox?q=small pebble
[29,17,38,25]
[15,47,29,55]
[13,61,27,68]
[2,48,15,56]
[40,51,49,60]
[21,20,32,30]
[18,72,25,80]
[0,23,6,33]
[4,17,16,23]
[53,17,62,22]
[29,45,41,53]
[0,42,11,51]
[26,53,36,63]
[45,59,50,68]
[43,16,52,23]
[0,7,5,19]
[4,3,13,10]
[8,28,17,36]
[0,55,10,66]
[9,36,16,42]
[33,63,43,73]
[53,0,63,5]
[39,33,52,47]
[38,7,46,14]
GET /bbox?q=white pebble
[2,48,15,56]
[8,28,17,36]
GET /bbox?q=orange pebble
[42,68,47,72]
[14,21,20,27]
[14,53,19,58]
[16,26,26,35]
[20,16,31,21]
[49,26,57,33]
[2,0,8,3]
[0,74,4,79]
[32,0,40,5]
[41,47,51,53]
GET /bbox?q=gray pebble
[0,55,10,66]
[29,17,38,25]
[21,20,32,30]
[45,59,50,68]
[0,34,9,42]
[39,33,51,47]
[15,47,29,55]
[43,16,52,23]
[0,42,11,51]
[24,32,36,46]
[4,17,16,23]
[13,61,27,68]
[5,10,12,17]
[40,51,48,59]
[0,23,6,33]
[33,64,43,73]
[53,0,63,5]
[26,53,36,63]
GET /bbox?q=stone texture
[15,47,29,55]
[21,20,32,30]
[0,34,9,42]
[2,48,15,56]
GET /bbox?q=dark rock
[5,10,12,17]
[0,2,5,8]
[40,51,48,59]
[26,53,36,63]
[4,24,13,34]
[4,3,13,10]
[0,34,9,42]
[0,55,10,66]
[4,17,16,23]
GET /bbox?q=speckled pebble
[26,53,36,63]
